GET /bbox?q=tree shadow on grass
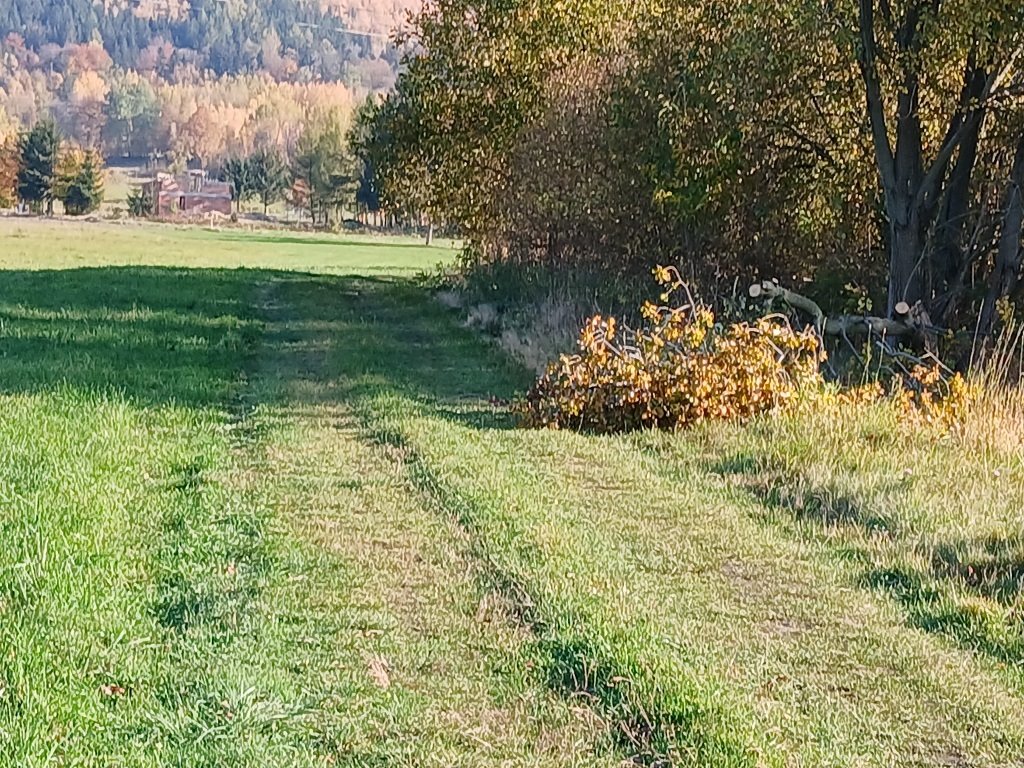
[709,453,1024,673]
[929,535,1024,607]
[0,267,268,408]
[0,267,529,427]
[862,563,1024,669]
[257,271,530,422]
[709,454,900,537]
[209,231,438,252]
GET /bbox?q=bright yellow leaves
[518,267,823,432]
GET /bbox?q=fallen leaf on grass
[367,655,391,689]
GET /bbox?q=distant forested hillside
[0,0,417,164]
[0,0,410,79]
[323,1,419,36]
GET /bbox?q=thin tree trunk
[932,60,988,307]
[979,136,1024,338]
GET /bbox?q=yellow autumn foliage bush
[518,268,824,432]
[517,268,989,434]
[826,364,977,436]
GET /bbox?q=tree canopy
[17,119,60,213]
[364,0,1024,342]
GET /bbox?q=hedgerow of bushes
[518,267,823,432]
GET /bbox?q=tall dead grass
[959,322,1024,453]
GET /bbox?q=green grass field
[1,217,1023,767]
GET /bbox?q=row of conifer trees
[1,120,104,215]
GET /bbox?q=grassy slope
[2,217,1024,766]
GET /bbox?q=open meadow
[1,218,1024,767]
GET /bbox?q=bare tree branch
[749,281,920,337]
[858,0,897,195]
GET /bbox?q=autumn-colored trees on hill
[321,0,420,37]
[0,35,363,168]
[0,0,406,164]
[0,0,400,80]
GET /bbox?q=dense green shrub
[127,187,153,217]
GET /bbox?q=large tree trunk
[859,0,926,317]
[857,0,991,320]
[887,203,927,312]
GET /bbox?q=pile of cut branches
[518,268,823,432]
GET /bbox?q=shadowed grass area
[0,267,263,406]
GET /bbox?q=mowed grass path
[1,218,1023,766]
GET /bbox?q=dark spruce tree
[249,148,289,215]
[126,186,154,218]
[221,156,254,212]
[17,120,61,215]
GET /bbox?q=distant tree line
[0,119,103,215]
[0,108,386,228]
[0,0,403,166]
[218,105,384,228]
[0,31,393,169]
[0,54,368,169]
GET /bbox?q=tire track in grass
[384,411,1024,766]
[359,406,760,768]
[304,276,758,764]
[228,276,619,767]
[303,275,1024,766]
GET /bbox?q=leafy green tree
[60,152,105,216]
[349,97,384,221]
[104,71,159,157]
[378,0,1024,343]
[0,138,17,209]
[374,0,630,237]
[291,111,356,227]
[17,120,61,214]
[248,147,289,215]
